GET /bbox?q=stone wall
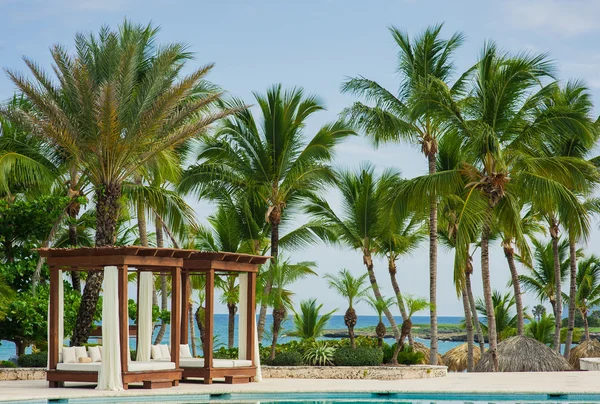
[0,368,46,381]
[261,365,447,380]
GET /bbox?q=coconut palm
[475,291,518,342]
[575,255,600,341]
[402,294,429,345]
[324,269,369,348]
[4,21,235,345]
[216,275,239,349]
[179,85,353,341]
[305,164,401,342]
[289,298,335,340]
[365,294,395,347]
[342,24,465,364]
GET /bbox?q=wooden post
[171,267,181,379]
[135,270,140,354]
[180,270,189,344]
[49,268,59,372]
[246,272,256,363]
[118,265,129,380]
[204,270,214,384]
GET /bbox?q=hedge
[272,351,303,366]
[333,346,383,366]
[17,352,47,368]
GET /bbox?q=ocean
[0,314,465,360]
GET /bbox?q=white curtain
[136,272,153,362]
[254,318,262,382]
[97,266,124,391]
[238,273,248,359]
[46,270,64,369]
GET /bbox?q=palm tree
[575,255,600,341]
[342,24,465,364]
[533,304,547,321]
[324,269,369,348]
[179,85,353,341]
[289,299,335,340]
[217,275,239,349]
[4,22,234,345]
[305,164,401,342]
[475,291,518,342]
[267,259,317,360]
[527,313,555,344]
[402,294,429,344]
[365,294,395,347]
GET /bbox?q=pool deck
[2,372,600,402]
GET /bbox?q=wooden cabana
[39,246,195,389]
[180,251,269,384]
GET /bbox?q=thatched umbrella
[475,335,572,372]
[413,341,444,366]
[442,343,481,372]
[569,339,600,370]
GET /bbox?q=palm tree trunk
[461,284,474,372]
[270,306,285,360]
[481,218,498,371]
[344,307,357,349]
[504,244,524,335]
[195,306,205,350]
[389,259,413,345]
[365,255,400,341]
[550,220,562,353]
[564,239,577,360]
[467,268,485,352]
[189,302,197,357]
[583,310,590,341]
[68,219,81,294]
[154,216,168,344]
[71,182,121,346]
[227,303,236,349]
[258,208,281,342]
[427,153,438,365]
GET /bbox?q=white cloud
[506,0,600,36]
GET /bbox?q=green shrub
[214,347,238,359]
[333,346,383,366]
[272,351,303,366]
[17,352,47,367]
[382,343,424,365]
[303,340,335,366]
[0,360,16,368]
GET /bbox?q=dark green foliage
[130,350,136,361]
[0,360,16,368]
[214,347,239,359]
[127,299,170,324]
[272,351,303,366]
[382,343,424,364]
[333,346,383,366]
[17,352,47,367]
[562,310,600,328]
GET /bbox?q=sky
[2,0,600,317]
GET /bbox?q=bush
[333,346,383,366]
[214,347,238,359]
[396,345,425,365]
[303,340,335,366]
[17,352,47,367]
[0,360,16,368]
[272,351,303,366]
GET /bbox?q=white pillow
[88,346,101,362]
[151,345,162,360]
[74,346,88,361]
[62,347,76,364]
[180,344,192,358]
[98,346,103,356]
[159,344,171,360]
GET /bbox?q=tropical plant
[342,24,465,364]
[179,84,354,341]
[303,340,335,366]
[575,255,600,340]
[533,304,546,322]
[527,313,555,344]
[289,298,335,341]
[324,269,369,348]
[364,294,395,347]
[0,277,14,320]
[4,21,235,345]
[475,291,518,342]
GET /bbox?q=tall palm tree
[217,275,239,349]
[324,268,369,348]
[4,21,234,345]
[305,164,401,342]
[575,255,600,341]
[179,85,353,341]
[342,24,465,364]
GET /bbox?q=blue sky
[2,0,600,316]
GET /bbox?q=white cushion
[57,362,100,372]
[180,344,192,359]
[88,346,101,362]
[159,344,170,360]
[62,347,77,364]
[178,358,253,368]
[151,345,162,359]
[98,346,103,356]
[74,346,88,361]
[56,361,175,372]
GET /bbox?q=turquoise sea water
[0,314,466,360]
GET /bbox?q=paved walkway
[2,372,600,402]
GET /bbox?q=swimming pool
[10,393,600,404]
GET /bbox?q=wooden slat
[171,267,181,370]
[204,270,214,369]
[49,268,59,372]
[180,271,189,344]
[47,255,183,269]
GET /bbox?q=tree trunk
[71,182,121,346]
[461,284,474,372]
[389,258,413,345]
[427,153,438,365]
[154,215,169,345]
[364,255,400,342]
[550,219,562,353]
[344,307,357,349]
[227,303,237,349]
[481,218,498,371]
[467,267,485,352]
[15,340,26,357]
[189,302,197,357]
[504,244,524,336]
[270,306,285,360]
[195,306,205,350]
[258,207,281,342]
[583,310,590,341]
[564,238,577,360]
[68,221,81,294]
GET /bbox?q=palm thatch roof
[475,335,572,372]
[442,343,481,372]
[413,341,444,366]
[569,339,600,370]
